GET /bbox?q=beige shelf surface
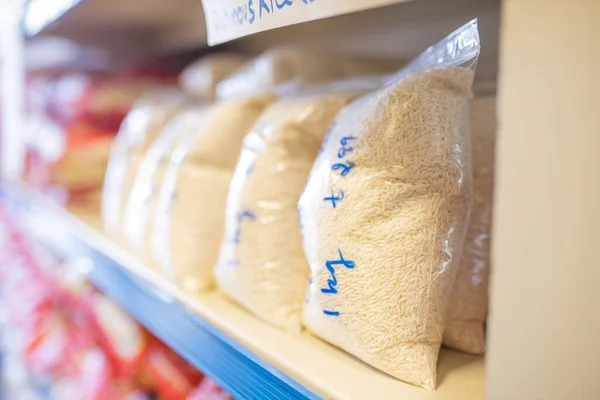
[58,202,486,400]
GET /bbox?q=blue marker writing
[337,146,354,159]
[232,210,256,244]
[323,189,344,208]
[340,136,357,146]
[248,0,256,23]
[276,0,293,8]
[331,161,355,177]
[321,249,355,295]
[259,0,271,17]
[337,136,357,158]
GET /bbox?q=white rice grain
[299,68,474,389]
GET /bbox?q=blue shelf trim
[0,184,321,400]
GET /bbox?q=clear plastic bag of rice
[443,95,496,354]
[102,90,186,236]
[153,96,273,293]
[179,53,250,101]
[298,20,481,390]
[216,47,397,100]
[121,107,198,262]
[214,80,382,332]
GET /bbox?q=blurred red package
[145,340,204,400]
[85,293,149,378]
[75,348,119,400]
[48,124,114,203]
[3,262,53,328]
[43,74,155,131]
[23,307,76,377]
[187,378,232,400]
[24,70,176,208]
[24,119,114,208]
[53,258,97,318]
[47,347,123,400]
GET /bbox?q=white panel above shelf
[201,0,411,45]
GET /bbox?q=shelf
[22,0,411,47]
[22,0,207,56]
[20,0,500,85]
[0,182,485,400]
[22,0,83,36]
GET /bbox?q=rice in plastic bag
[443,96,496,354]
[215,82,380,331]
[102,90,186,235]
[153,96,273,293]
[121,108,198,263]
[216,47,396,100]
[298,20,480,389]
[179,53,250,101]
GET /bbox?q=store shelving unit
[0,182,484,399]
[1,183,318,400]
[2,0,600,399]
[22,0,206,54]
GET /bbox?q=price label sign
[202,0,406,45]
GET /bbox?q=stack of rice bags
[179,53,251,101]
[103,34,497,391]
[214,80,384,331]
[115,55,251,267]
[298,21,484,389]
[102,54,248,247]
[150,48,398,294]
[216,20,496,390]
[102,89,187,237]
[216,47,396,100]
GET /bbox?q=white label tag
[201,0,405,45]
